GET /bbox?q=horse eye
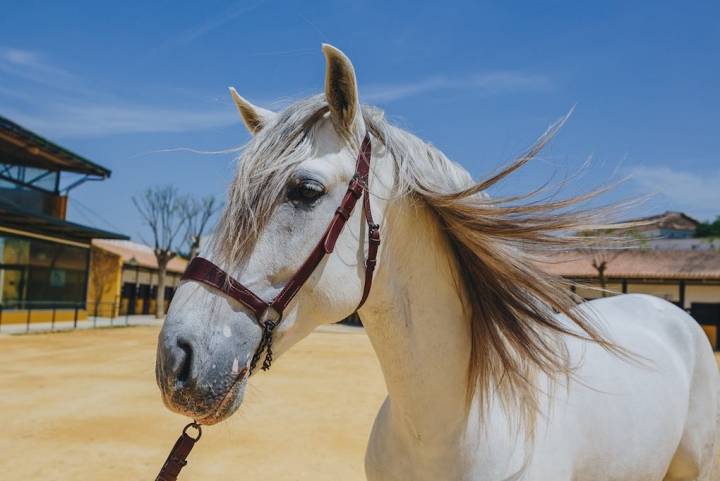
[288,179,326,203]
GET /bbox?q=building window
[0,233,89,309]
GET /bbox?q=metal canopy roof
[0,197,128,243]
[0,115,112,177]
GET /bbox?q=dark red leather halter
[181,133,379,373]
[156,134,378,481]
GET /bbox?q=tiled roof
[92,239,188,274]
[538,249,720,280]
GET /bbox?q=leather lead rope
[155,423,202,481]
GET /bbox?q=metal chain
[249,320,277,373]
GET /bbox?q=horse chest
[364,397,532,481]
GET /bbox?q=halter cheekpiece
[181,133,379,373]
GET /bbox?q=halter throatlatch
[181,133,379,373]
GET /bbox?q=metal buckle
[348,175,364,198]
[335,206,351,220]
[368,224,380,243]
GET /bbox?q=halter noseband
[180,133,379,373]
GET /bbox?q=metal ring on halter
[183,422,202,441]
[259,306,282,327]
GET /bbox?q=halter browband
[181,133,379,373]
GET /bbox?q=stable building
[0,115,127,325]
[615,211,700,240]
[91,239,187,317]
[542,250,720,347]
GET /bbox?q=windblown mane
[214,94,622,426]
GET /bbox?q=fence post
[73,305,78,328]
[26,306,31,333]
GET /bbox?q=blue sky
[1,1,718,241]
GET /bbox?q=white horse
[156,44,719,481]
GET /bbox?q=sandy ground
[0,325,386,481]
[2,325,719,481]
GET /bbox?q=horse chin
[195,377,247,426]
[160,367,249,426]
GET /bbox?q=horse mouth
[195,367,249,425]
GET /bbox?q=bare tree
[181,196,221,259]
[133,186,186,318]
[579,230,629,296]
[588,248,623,296]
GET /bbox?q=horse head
[155,45,392,425]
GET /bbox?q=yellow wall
[0,309,88,325]
[626,283,679,302]
[0,247,124,325]
[703,325,718,347]
[574,281,720,309]
[120,268,183,287]
[86,246,123,317]
[685,285,720,308]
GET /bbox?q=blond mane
[214,94,621,426]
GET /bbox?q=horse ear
[322,44,364,135]
[228,87,276,135]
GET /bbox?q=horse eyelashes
[287,179,326,204]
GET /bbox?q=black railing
[0,300,160,334]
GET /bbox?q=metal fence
[0,300,161,334]
[0,300,363,334]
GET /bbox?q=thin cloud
[0,46,74,85]
[0,46,550,138]
[4,102,237,138]
[627,165,720,221]
[149,0,267,56]
[364,71,553,103]
[0,46,239,138]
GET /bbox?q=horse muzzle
[155,299,258,424]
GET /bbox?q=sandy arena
[3,324,719,481]
[0,325,386,481]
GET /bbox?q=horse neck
[361,196,472,447]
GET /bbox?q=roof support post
[678,279,686,310]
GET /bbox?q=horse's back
[532,293,719,480]
[573,294,707,385]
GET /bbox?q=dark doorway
[122,282,137,315]
[138,284,150,315]
[690,303,720,349]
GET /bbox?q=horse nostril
[176,339,194,384]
